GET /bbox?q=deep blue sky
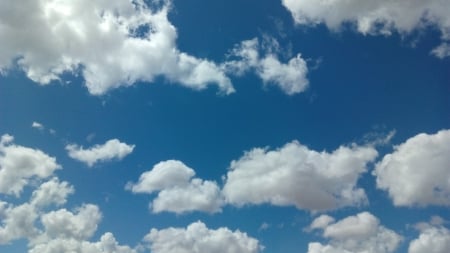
[0,0,449,253]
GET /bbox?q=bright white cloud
[307,212,402,253]
[0,0,234,95]
[40,204,102,241]
[374,129,450,207]
[66,139,135,167]
[281,0,450,58]
[128,160,195,193]
[0,134,61,196]
[409,225,450,253]
[224,38,309,95]
[30,177,74,208]
[29,232,136,253]
[144,221,262,253]
[128,160,223,214]
[222,141,378,211]
[308,215,335,231]
[32,121,44,130]
[0,203,39,244]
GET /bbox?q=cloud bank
[0,0,234,95]
[282,0,450,58]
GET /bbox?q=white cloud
[0,134,61,196]
[222,141,378,211]
[308,215,335,231]
[128,160,223,214]
[0,0,234,95]
[128,160,195,193]
[66,139,135,167]
[32,121,44,130]
[307,212,402,253]
[40,204,102,241]
[374,129,450,206]
[409,225,450,253]
[30,204,135,253]
[0,203,39,244]
[224,37,309,95]
[281,0,450,58]
[144,221,262,253]
[29,232,137,253]
[30,177,74,208]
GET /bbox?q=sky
[0,0,449,253]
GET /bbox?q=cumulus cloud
[30,177,74,207]
[409,224,450,253]
[66,139,135,167]
[0,134,61,196]
[0,0,234,95]
[30,204,136,253]
[281,0,450,58]
[374,129,450,207]
[307,212,402,253]
[224,37,309,95]
[222,141,378,211]
[128,160,223,214]
[144,221,262,253]
[0,203,39,244]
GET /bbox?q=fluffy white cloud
[29,203,136,253]
[40,204,101,241]
[0,203,39,244]
[409,225,450,253]
[30,177,74,208]
[374,129,450,206]
[128,160,223,214]
[308,212,402,253]
[222,141,378,211]
[66,139,135,167]
[0,0,234,95]
[224,38,309,95]
[0,134,61,196]
[29,232,136,253]
[144,221,262,253]
[128,160,195,193]
[281,0,450,58]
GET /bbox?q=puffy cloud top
[374,129,450,206]
[222,141,378,211]
[282,0,450,58]
[0,0,234,95]
[128,160,224,214]
[0,134,61,196]
[144,221,262,253]
[308,212,402,253]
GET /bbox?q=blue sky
[0,0,449,253]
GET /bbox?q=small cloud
[31,121,45,130]
[258,222,270,232]
[86,133,96,142]
[66,139,135,167]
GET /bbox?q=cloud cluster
[374,129,450,207]
[222,141,378,211]
[144,221,262,253]
[282,0,450,58]
[409,224,450,253]
[0,134,61,196]
[0,0,234,95]
[66,139,135,167]
[128,160,223,214]
[224,38,309,95]
[307,212,402,253]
